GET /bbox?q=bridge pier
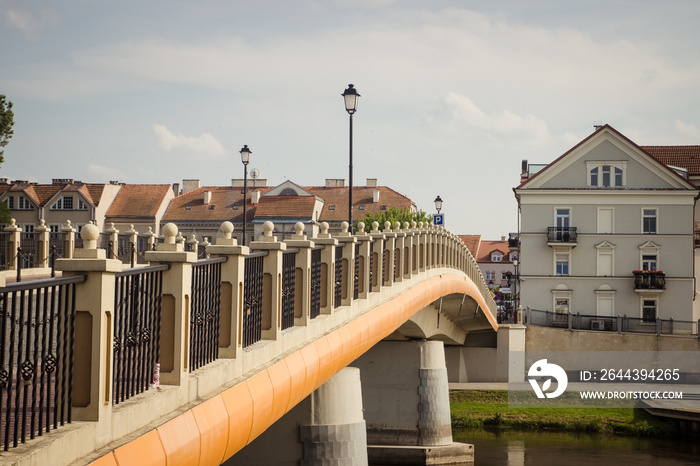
[352,340,474,465]
[225,367,368,466]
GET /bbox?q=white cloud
[152,124,226,156]
[0,1,59,40]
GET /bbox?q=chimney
[372,189,380,203]
[501,235,506,242]
[325,179,345,188]
[366,178,378,187]
[203,190,212,205]
[172,183,180,196]
[520,160,529,183]
[251,190,261,204]
[182,179,200,194]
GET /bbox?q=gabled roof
[306,185,414,222]
[254,196,317,220]
[475,240,516,264]
[2,182,111,208]
[163,186,273,223]
[106,184,172,218]
[517,124,698,191]
[458,235,481,256]
[641,146,700,177]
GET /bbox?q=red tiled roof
[254,196,316,219]
[106,184,172,218]
[458,235,481,256]
[306,186,414,222]
[475,240,515,263]
[163,186,273,223]
[641,146,700,176]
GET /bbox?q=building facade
[514,125,699,323]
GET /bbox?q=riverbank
[450,390,678,437]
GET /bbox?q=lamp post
[342,84,360,231]
[513,259,519,311]
[240,144,252,245]
[434,195,443,214]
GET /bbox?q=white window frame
[17,196,32,210]
[555,207,571,228]
[554,249,571,276]
[641,297,658,322]
[639,241,660,271]
[595,289,616,316]
[78,198,88,210]
[586,161,627,187]
[642,208,657,235]
[491,253,503,262]
[4,196,13,209]
[51,196,74,210]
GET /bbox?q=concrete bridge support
[225,367,368,466]
[352,340,474,465]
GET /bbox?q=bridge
[0,218,510,465]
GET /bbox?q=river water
[452,429,700,465]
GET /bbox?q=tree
[0,95,13,224]
[0,95,13,165]
[354,207,432,233]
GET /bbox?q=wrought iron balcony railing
[633,270,666,291]
[547,227,577,244]
[508,232,520,249]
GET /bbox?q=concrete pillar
[393,221,405,283]
[285,222,314,326]
[35,219,50,268]
[352,340,473,464]
[61,220,76,259]
[382,222,396,287]
[250,221,285,340]
[334,221,357,307]
[300,367,368,466]
[354,222,372,299]
[313,222,338,314]
[496,324,526,383]
[368,222,385,293]
[5,218,20,270]
[224,367,368,466]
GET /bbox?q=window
[642,254,657,271]
[555,252,569,276]
[78,198,88,210]
[555,298,570,314]
[491,253,502,262]
[485,271,495,280]
[359,205,365,210]
[642,299,657,322]
[556,208,570,228]
[643,209,657,234]
[17,196,32,210]
[51,196,73,210]
[328,205,335,210]
[587,161,626,187]
[4,196,13,209]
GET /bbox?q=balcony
[547,227,577,246]
[633,270,666,292]
[508,232,520,249]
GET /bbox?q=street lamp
[341,84,360,231]
[434,195,443,214]
[513,258,519,311]
[240,144,252,246]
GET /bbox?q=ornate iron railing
[334,246,343,308]
[190,257,225,371]
[112,264,167,405]
[353,243,360,300]
[0,275,86,450]
[19,232,38,269]
[633,271,666,290]
[547,227,577,243]
[242,252,266,347]
[281,250,297,330]
[310,248,322,320]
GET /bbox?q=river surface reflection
[453,429,700,466]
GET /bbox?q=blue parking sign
[433,214,444,226]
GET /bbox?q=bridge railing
[2,217,495,459]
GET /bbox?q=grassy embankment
[450,390,678,437]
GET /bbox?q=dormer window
[78,198,88,210]
[51,196,73,210]
[17,196,32,210]
[587,161,627,187]
[491,252,503,262]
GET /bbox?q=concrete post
[299,367,368,466]
[334,221,357,307]
[35,219,50,269]
[250,221,285,340]
[416,222,427,272]
[285,222,314,326]
[105,223,118,260]
[4,218,20,270]
[352,340,473,464]
[313,222,338,315]
[125,224,137,267]
[61,220,76,259]
[55,224,121,429]
[186,232,199,256]
[403,221,415,279]
[368,222,385,293]
[144,222,196,386]
[354,222,372,299]
[204,221,248,358]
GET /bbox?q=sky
[2,0,700,239]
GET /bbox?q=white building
[514,125,699,324]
